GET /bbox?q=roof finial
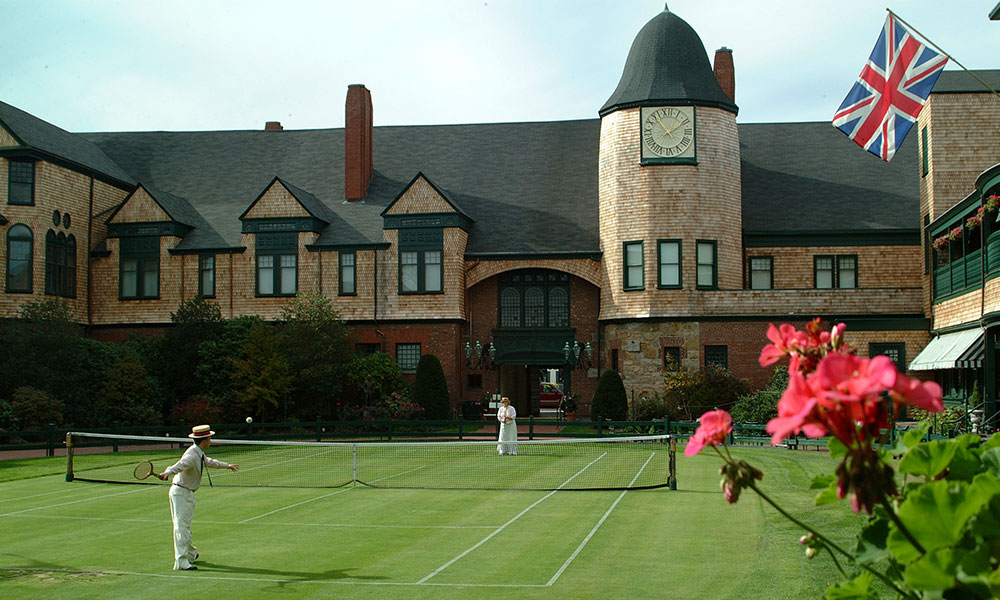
[664,2,670,12]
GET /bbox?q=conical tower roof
[600,6,738,116]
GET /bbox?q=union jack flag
[833,13,948,161]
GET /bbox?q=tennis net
[66,432,677,491]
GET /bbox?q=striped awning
[909,328,983,371]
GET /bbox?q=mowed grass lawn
[1,446,865,599]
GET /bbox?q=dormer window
[8,159,35,205]
[256,232,297,297]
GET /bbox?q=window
[45,230,76,297]
[870,342,905,373]
[749,256,773,290]
[696,240,717,289]
[6,224,33,292]
[119,237,159,299]
[396,343,421,373]
[663,346,681,370]
[921,127,929,177]
[657,239,681,288]
[467,373,483,389]
[256,232,297,296]
[704,345,728,369]
[8,159,34,205]
[815,255,857,289]
[498,270,570,329]
[199,255,215,298]
[339,251,356,295]
[355,343,381,356]
[611,348,619,372]
[398,229,443,294]
[623,241,644,290]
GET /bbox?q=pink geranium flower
[766,371,825,445]
[890,374,944,412]
[759,323,803,367]
[812,353,897,402]
[685,410,733,456]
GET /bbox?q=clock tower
[598,6,742,323]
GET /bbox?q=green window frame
[398,229,443,294]
[256,232,297,297]
[870,342,905,373]
[6,223,33,293]
[497,270,570,329]
[921,127,929,177]
[657,239,682,288]
[623,241,644,290]
[119,237,159,299]
[815,254,858,289]
[8,159,35,206]
[339,251,356,296]
[396,342,422,373]
[45,230,76,298]
[749,255,773,290]
[705,345,728,369]
[199,254,215,298]
[696,240,717,289]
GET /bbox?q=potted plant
[562,393,579,421]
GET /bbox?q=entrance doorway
[498,364,569,416]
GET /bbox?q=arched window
[498,270,570,329]
[6,224,33,293]
[45,230,76,297]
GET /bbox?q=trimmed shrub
[662,365,750,421]
[592,370,628,421]
[412,354,449,419]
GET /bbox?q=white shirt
[163,444,230,491]
[497,405,516,423]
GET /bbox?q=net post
[529,416,534,440]
[65,432,74,482]
[458,415,464,440]
[316,416,322,442]
[669,436,677,490]
[47,422,56,457]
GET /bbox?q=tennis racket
[133,460,155,480]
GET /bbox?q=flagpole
[887,8,1000,101]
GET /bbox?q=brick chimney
[265,121,283,131]
[345,84,373,201]
[713,47,735,103]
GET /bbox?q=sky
[1,0,998,133]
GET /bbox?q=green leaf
[947,443,983,481]
[982,432,1000,452]
[969,472,1000,508]
[968,496,1000,538]
[981,448,1000,478]
[898,440,958,479]
[825,571,877,600]
[811,474,835,489]
[903,548,959,590]
[855,517,890,566]
[815,479,840,506]
[828,436,848,460]
[888,480,978,563]
[896,424,930,454]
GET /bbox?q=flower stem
[880,496,925,555]
[747,480,916,600]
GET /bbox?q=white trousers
[168,485,198,570]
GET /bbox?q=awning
[909,328,983,371]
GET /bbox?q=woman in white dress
[497,396,518,455]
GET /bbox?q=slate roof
[932,69,1000,94]
[0,100,134,186]
[600,8,738,116]
[739,121,918,233]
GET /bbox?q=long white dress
[497,404,518,455]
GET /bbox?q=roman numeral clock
[640,106,696,164]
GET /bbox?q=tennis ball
[246,417,253,424]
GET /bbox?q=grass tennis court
[1,445,864,599]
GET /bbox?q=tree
[662,365,750,421]
[341,352,407,417]
[412,354,449,419]
[279,292,352,419]
[592,369,628,421]
[0,387,63,431]
[158,296,226,420]
[95,349,160,426]
[729,366,787,424]
[227,322,293,422]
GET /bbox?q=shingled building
[2,7,998,423]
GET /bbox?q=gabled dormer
[381,172,473,300]
[239,176,329,234]
[105,182,196,238]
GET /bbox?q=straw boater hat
[188,424,215,439]
[500,397,510,403]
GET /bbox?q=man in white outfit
[157,425,239,570]
[497,396,518,455]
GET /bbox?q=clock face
[640,106,696,162]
